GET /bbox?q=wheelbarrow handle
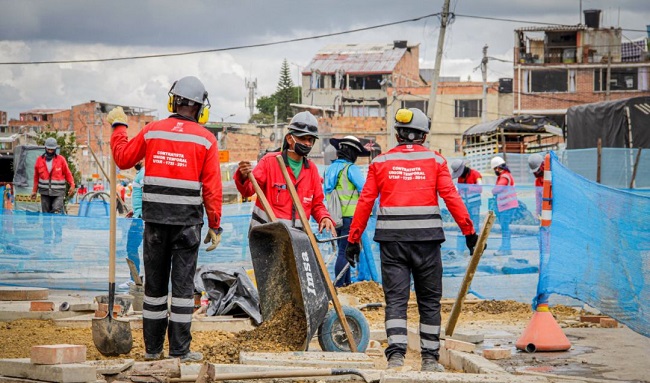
[316,234,349,243]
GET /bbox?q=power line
[0,13,439,66]
[454,13,647,33]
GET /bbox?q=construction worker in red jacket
[235,111,335,234]
[528,153,544,218]
[451,159,483,255]
[345,108,478,372]
[31,137,76,244]
[491,156,518,256]
[31,137,76,213]
[108,76,222,363]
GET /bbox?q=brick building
[513,15,650,128]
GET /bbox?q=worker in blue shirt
[324,136,372,286]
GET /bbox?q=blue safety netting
[538,152,650,337]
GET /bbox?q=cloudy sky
[0,0,647,123]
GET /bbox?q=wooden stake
[629,148,642,189]
[445,211,496,337]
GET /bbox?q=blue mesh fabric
[538,152,650,337]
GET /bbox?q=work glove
[345,242,361,267]
[465,233,479,256]
[107,106,128,128]
[204,227,223,252]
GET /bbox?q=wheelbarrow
[247,165,370,352]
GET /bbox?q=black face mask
[134,163,142,171]
[45,150,55,160]
[290,136,313,157]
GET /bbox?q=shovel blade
[92,316,133,356]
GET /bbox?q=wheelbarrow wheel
[317,306,369,352]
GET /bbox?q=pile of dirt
[338,281,384,304]
[201,303,307,363]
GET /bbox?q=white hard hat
[450,159,466,179]
[528,153,544,173]
[490,156,506,169]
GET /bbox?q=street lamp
[220,113,236,123]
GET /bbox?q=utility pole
[426,0,452,125]
[481,44,488,123]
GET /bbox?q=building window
[349,105,385,117]
[594,67,641,91]
[348,75,382,90]
[525,69,571,93]
[401,100,428,112]
[454,138,462,153]
[454,99,482,118]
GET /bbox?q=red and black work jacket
[32,154,75,197]
[111,115,222,229]
[492,170,518,212]
[349,144,474,243]
[235,150,331,228]
[457,168,483,207]
[534,163,544,216]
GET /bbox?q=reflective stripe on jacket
[349,144,474,243]
[32,154,75,196]
[457,169,482,206]
[235,150,331,226]
[111,115,222,228]
[492,171,518,212]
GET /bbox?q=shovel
[92,158,133,356]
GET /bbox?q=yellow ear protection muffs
[167,81,210,124]
[197,91,210,124]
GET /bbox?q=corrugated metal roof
[303,43,410,75]
[515,25,589,32]
[21,109,68,115]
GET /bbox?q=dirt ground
[0,281,584,366]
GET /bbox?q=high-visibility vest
[334,164,360,217]
[495,172,518,212]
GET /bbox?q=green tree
[36,131,81,203]
[275,59,296,122]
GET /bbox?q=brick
[444,338,476,353]
[30,345,86,365]
[94,310,118,318]
[29,302,54,312]
[482,348,511,360]
[97,303,122,315]
[600,318,618,328]
[580,315,608,324]
[0,287,49,301]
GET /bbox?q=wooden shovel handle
[275,155,358,352]
[248,172,276,221]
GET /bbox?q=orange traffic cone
[515,303,571,352]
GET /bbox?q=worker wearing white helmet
[490,156,518,256]
[324,135,371,287]
[450,159,483,255]
[528,153,545,217]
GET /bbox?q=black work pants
[380,240,443,360]
[142,222,202,357]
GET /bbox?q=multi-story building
[301,41,425,118]
[513,10,650,127]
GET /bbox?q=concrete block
[239,352,374,369]
[190,316,254,332]
[0,358,96,383]
[369,329,386,342]
[382,371,547,382]
[600,318,618,328]
[337,294,361,307]
[406,327,420,352]
[29,302,54,312]
[447,331,484,344]
[30,345,86,365]
[210,364,379,382]
[85,359,133,374]
[482,348,511,360]
[443,339,476,353]
[0,287,48,301]
[68,303,97,312]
